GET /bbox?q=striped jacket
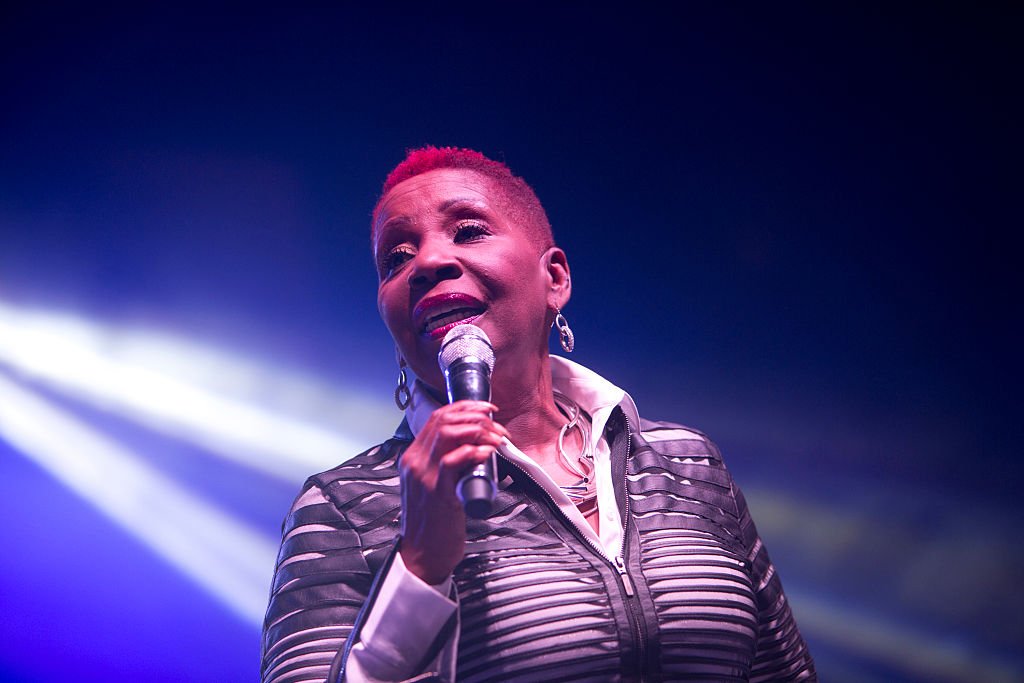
[261,405,816,682]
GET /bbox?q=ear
[541,247,571,312]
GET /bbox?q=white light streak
[0,373,276,626]
[0,299,394,482]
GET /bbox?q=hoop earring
[554,308,575,353]
[394,363,411,410]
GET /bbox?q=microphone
[438,324,497,519]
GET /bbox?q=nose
[408,237,461,289]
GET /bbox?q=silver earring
[394,364,411,410]
[554,309,574,353]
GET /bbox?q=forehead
[372,169,506,234]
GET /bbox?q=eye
[454,221,490,242]
[379,245,415,277]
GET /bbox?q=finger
[436,444,496,489]
[491,420,511,440]
[430,424,505,456]
[433,411,496,428]
[444,400,499,414]
[433,404,509,435]
[430,411,508,440]
[440,424,505,446]
[429,404,493,426]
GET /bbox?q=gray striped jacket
[261,406,816,682]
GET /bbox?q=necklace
[552,391,597,510]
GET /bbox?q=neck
[488,353,566,459]
[418,351,570,466]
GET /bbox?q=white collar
[405,355,639,438]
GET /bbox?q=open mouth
[415,293,486,339]
[423,307,483,335]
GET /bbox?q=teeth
[425,307,479,333]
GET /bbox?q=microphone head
[438,324,495,373]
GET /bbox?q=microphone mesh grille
[438,324,495,372]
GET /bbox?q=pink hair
[372,146,554,249]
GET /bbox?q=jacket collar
[398,355,640,441]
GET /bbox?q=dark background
[1,4,1020,681]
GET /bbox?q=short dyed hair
[372,146,555,250]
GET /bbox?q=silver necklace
[552,391,597,508]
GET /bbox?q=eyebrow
[378,197,485,231]
[439,197,489,213]
[374,215,407,242]
[374,196,492,250]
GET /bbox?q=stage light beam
[0,299,393,482]
[0,373,278,626]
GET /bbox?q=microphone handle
[445,360,497,518]
[457,456,498,519]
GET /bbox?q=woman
[261,147,816,682]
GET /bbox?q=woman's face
[374,168,567,392]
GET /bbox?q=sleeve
[733,484,817,682]
[346,552,459,681]
[260,480,460,683]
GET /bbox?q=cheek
[484,252,537,290]
[377,290,407,339]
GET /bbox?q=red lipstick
[414,293,486,339]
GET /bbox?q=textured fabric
[261,408,816,682]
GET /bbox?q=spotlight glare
[0,373,277,626]
[0,300,394,482]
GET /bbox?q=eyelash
[380,246,414,276]
[454,221,489,242]
[379,222,491,277]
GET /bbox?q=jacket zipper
[616,414,647,680]
[500,411,647,680]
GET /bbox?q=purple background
[1,4,1020,682]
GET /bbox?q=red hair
[372,146,554,249]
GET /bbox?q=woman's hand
[398,400,509,585]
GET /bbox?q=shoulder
[280,438,407,524]
[280,436,409,569]
[629,415,749,546]
[634,416,726,468]
[301,436,409,510]
[310,436,407,484]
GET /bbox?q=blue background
[1,4,1020,681]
